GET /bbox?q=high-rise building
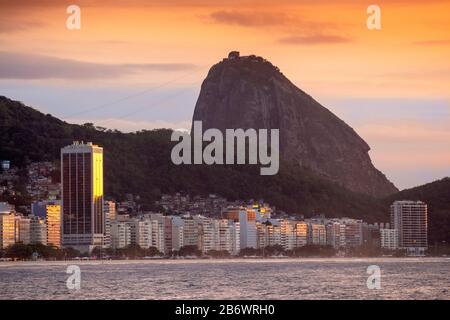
[110,221,131,249]
[15,216,31,245]
[391,200,427,255]
[30,216,47,245]
[149,213,166,254]
[307,223,327,246]
[256,222,267,249]
[226,208,257,249]
[163,216,173,254]
[266,223,282,247]
[61,141,104,253]
[294,222,308,248]
[363,223,381,249]
[326,222,344,249]
[280,220,295,250]
[182,216,199,248]
[217,219,239,255]
[171,216,184,251]
[46,202,61,248]
[0,203,15,249]
[199,217,220,253]
[380,228,398,250]
[103,201,116,249]
[342,219,363,248]
[104,201,117,221]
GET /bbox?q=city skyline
[0,142,430,257]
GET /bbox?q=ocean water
[0,258,449,300]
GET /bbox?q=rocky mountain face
[192,53,398,197]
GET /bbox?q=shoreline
[0,256,448,267]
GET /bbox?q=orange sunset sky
[0,0,449,189]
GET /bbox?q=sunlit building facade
[61,142,104,253]
[0,210,16,249]
[266,223,282,247]
[46,202,61,248]
[280,220,296,250]
[15,216,31,245]
[294,222,308,248]
[103,200,116,248]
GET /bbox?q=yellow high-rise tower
[46,203,61,248]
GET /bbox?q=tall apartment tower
[61,141,104,253]
[390,200,428,256]
[0,202,15,249]
[46,202,61,248]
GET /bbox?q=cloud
[277,34,352,45]
[0,19,45,33]
[209,10,290,27]
[207,9,339,29]
[207,9,351,45]
[0,52,197,80]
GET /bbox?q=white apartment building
[149,214,166,254]
[127,218,152,249]
[280,220,296,250]
[307,223,327,246]
[171,216,184,251]
[182,216,200,248]
[110,221,131,249]
[266,223,282,247]
[103,200,117,248]
[200,217,220,253]
[326,222,346,249]
[150,213,172,254]
[380,228,398,250]
[30,216,47,245]
[294,222,308,248]
[229,221,240,255]
[225,208,257,249]
[239,209,257,249]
